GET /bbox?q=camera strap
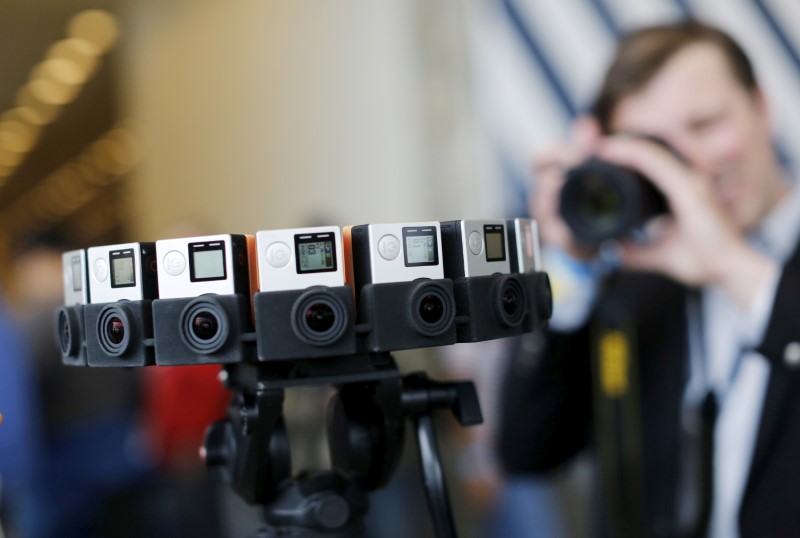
[590,294,649,538]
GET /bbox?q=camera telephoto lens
[192,312,219,341]
[106,316,126,345]
[305,303,336,333]
[419,294,445,324]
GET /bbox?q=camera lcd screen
[71,255,83,292]
[189,242,227,282]
[484,224,506,262]
[295,233,337,274]
[110,250,136,288]
[403,227,439,267]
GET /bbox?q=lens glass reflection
[192,312,219,341]
[106,316,125,345]
[305,303,336,333]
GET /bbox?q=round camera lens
[59,312,71,352]
[192,312,219,341]
[106,316,126,345]
[419,294,445,324]
[305,303,336,333]
[502,287,520,316]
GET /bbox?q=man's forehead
[610,43,742,132]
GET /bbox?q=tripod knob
[311,494,350,529]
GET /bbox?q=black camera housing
[85,300,155,367]
[521,270,552,333]
[355,279,457,353]
[254,286,357,361]
[450,274,528,343]
[56,305,88,366]
[560,157,667,245]
[153,294,254,366]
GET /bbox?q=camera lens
[410,282,454,337]
[59,310,71,354]
[291,290,349,346]
[580,173,624,222]
[305,302,336,333]
[180,298,230,354]
[419,294,445,324]
[97,305,133,357]
[192,311,219,341]
[560,157,668,245]
[106,316,126,345]
[502,287,519,317]
[492,275,527,328]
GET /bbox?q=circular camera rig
[55,271,552,538]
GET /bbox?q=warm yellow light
[16,87,61,124]
[33,58,87,87]
[5,106,45,127]
[68,10,119,55]
[0,148,24,167]
[0,121,39,153]
[28,78,79,106]
[47,38,100,75]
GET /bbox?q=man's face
[610,43,785,233]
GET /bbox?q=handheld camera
[344,222,456,352]
[82,242,159,367]
[57,249,90,366]
[440,219,530,341]
[254,226,356,360]
[153,234,255,365]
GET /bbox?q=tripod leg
[414,414,458,538]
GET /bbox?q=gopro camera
[87,243,158,303]
[256,227,344,292]
[344,222,456,352]
[81,242,159,367]
[58,249,90,366]
[156,234,251,299]
[62,249,90,306]
[153,234,254,366]
[254,226,356,360]
[506,218,542,273]
[440,219,528,341]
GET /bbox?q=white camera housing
[256,226,345,292]
[62,249,90,305]
[87,242,158,304]
[440,219,511,278]
[156,234,250,299]
[347,222,445,286]
[508,218,542,273]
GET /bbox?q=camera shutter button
[468,231,483,255]
[93,258,109,282]
[164,251,186,276]
[378,234,400,260]
[266,242,291,268]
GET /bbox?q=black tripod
[203,353,483,538]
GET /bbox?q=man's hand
[530,116,601,260]
[596,136,777,307]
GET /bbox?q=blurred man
[499,21,800,537]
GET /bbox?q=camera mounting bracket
[204,354,480,538]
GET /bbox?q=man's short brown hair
[592,20,758,133]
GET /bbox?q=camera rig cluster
[55,218,552,538]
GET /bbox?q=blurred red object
[142,364,230,470]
